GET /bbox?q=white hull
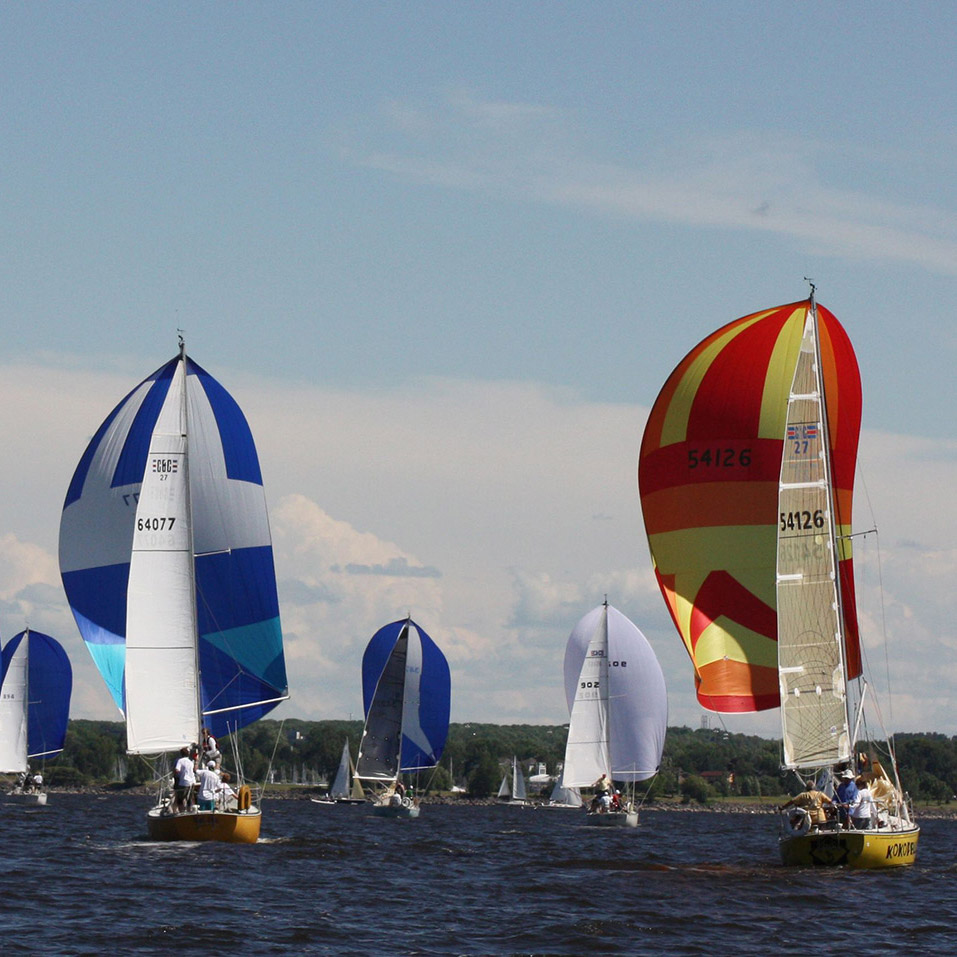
[5,789,47,806]
[585,810,638,828]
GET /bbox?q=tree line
[27,719,957,804]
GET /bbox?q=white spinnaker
[777,308,851,769]
[563,603,667,785]
[0,636,28,773]
[125,359,201,753]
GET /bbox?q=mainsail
[638,300,862,716]
[58,351,288,746]
[0,630,72,771]
[562,603,667,786]
[355,618,450,782]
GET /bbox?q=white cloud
[2,360,955,734]
[354,93,957,276]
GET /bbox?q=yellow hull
[780,825,919,868]
[147,807,261,844]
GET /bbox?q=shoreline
[24,785,957,818]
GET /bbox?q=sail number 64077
[136,517,176,532]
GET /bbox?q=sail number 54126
[780,510,825,531]
[687,448,751,468]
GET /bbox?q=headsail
[638,300,861,714]
[59,353,288,743]
[0,630,72,769]
[562,603,667,785]
[330,740,353,799]
[355,617,450,781]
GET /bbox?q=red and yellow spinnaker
[638,300,862,713]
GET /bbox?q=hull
[4,790,47,807]
[371,801,420,819]
[780,825,919,868]
[585,810,639,828]
[147,806,261,843]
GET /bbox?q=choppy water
[2,795,955,955]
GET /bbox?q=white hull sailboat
[0,630,72,808]
[59,341,289,843]
[312,739,367,806]
[497,756,528,806]
[639,291,918,868]
[561,602,667,829]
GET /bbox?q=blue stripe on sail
[198,626,285,738]
[60,564,131,642]
[402,627,451,769]
[188,358,263,486]
[361,620,406,715]
[195,545,286,729]
[195,546,281,639]
[111,359,177,489]
[64,398,128,508]
[25,633,73,758]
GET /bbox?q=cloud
[351,93,957,276]
[2,359,956,734]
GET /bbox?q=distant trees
[16,720,957,804]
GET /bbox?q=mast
[179,337,203,749]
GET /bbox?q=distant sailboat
[313,739,366,805]
[355,617,450,818]
[562,601,667,827]
[497,756,528,805]
[638,291,919,867]
[546,772,582,809]
[59,342,288,842]
[0,630,72,806]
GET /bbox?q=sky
[1,3,955,743]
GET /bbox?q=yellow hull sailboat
[639,290,918,869]
[59,340,289,843]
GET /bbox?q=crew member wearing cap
[835,768,859,829]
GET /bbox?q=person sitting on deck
[779,780,834,829]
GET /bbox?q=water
[2,795,955,955]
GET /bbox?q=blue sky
[1,3,955,741]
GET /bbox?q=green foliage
[680,773,713,805]
[43,720,957,803]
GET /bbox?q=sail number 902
[137,517,176,532]
[780,510,825,531]
[688,448,751,469]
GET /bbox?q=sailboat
[312,739,366,805]
[59,341,288,843]
[1,630,72,806]
[497,756,528,805]
[638,291,919,867]
[545,772,582,809]
[562,601,667,827]
[354,617,450,818]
